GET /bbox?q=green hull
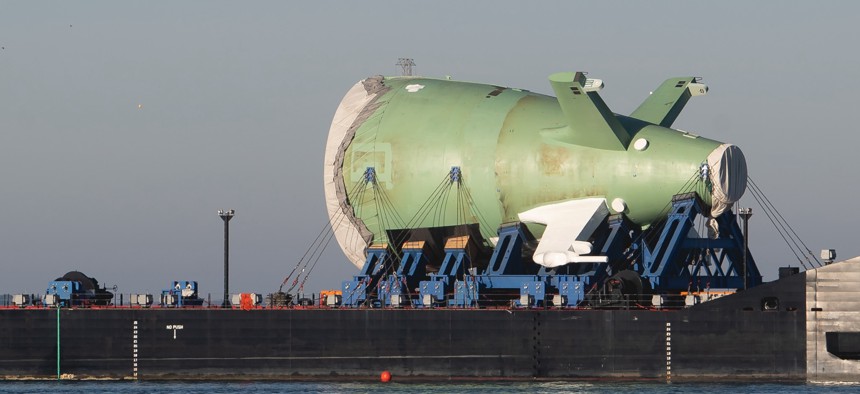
[324,74,744,267]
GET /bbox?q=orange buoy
[380,370,391,383]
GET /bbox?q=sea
[1,381,859,394]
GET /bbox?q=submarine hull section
[324,76,738,268]
[5,261,860,381]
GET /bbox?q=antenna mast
[396,58,416,76]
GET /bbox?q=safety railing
[1,292,731,311]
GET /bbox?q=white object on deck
[518,198,609,267]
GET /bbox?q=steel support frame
[347,193,762,309]
[635,193,762,291]
[342,246,390,307]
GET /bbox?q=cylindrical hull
[325,76,737,267]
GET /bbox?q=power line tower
[396,58,416,76]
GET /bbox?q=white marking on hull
[132,320,138,380]
[666,322,672,382]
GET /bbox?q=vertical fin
[548,72,631,151]
[630,77,708,127]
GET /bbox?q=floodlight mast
[738,208,752,290]
[218,209,235,307]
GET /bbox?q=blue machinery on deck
[160,281,204,307]
[341,192,762,308]
[44,272,114,307]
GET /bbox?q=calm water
[1,381,859,394]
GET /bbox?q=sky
[1,1,858,299]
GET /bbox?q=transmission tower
[396,58,416,76]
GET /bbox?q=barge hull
[2,261,860,381]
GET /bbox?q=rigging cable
[745,177,818,269]
[459,178,501,242]
[748,177,821,268]
[377,172,458,274]
[745,185,807,269]
[279,175,367,293]
[636,170,702,249]
[294,174,377,294]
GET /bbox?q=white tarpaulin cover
[707,144,748,232]
[323,77,388,268]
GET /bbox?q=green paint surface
[341,75,724,245]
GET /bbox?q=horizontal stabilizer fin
[518,198,609,267]
[630,77,707,127]
[548,72,631,151]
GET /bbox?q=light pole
[738,208,752,290]
[218,209,235,307]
